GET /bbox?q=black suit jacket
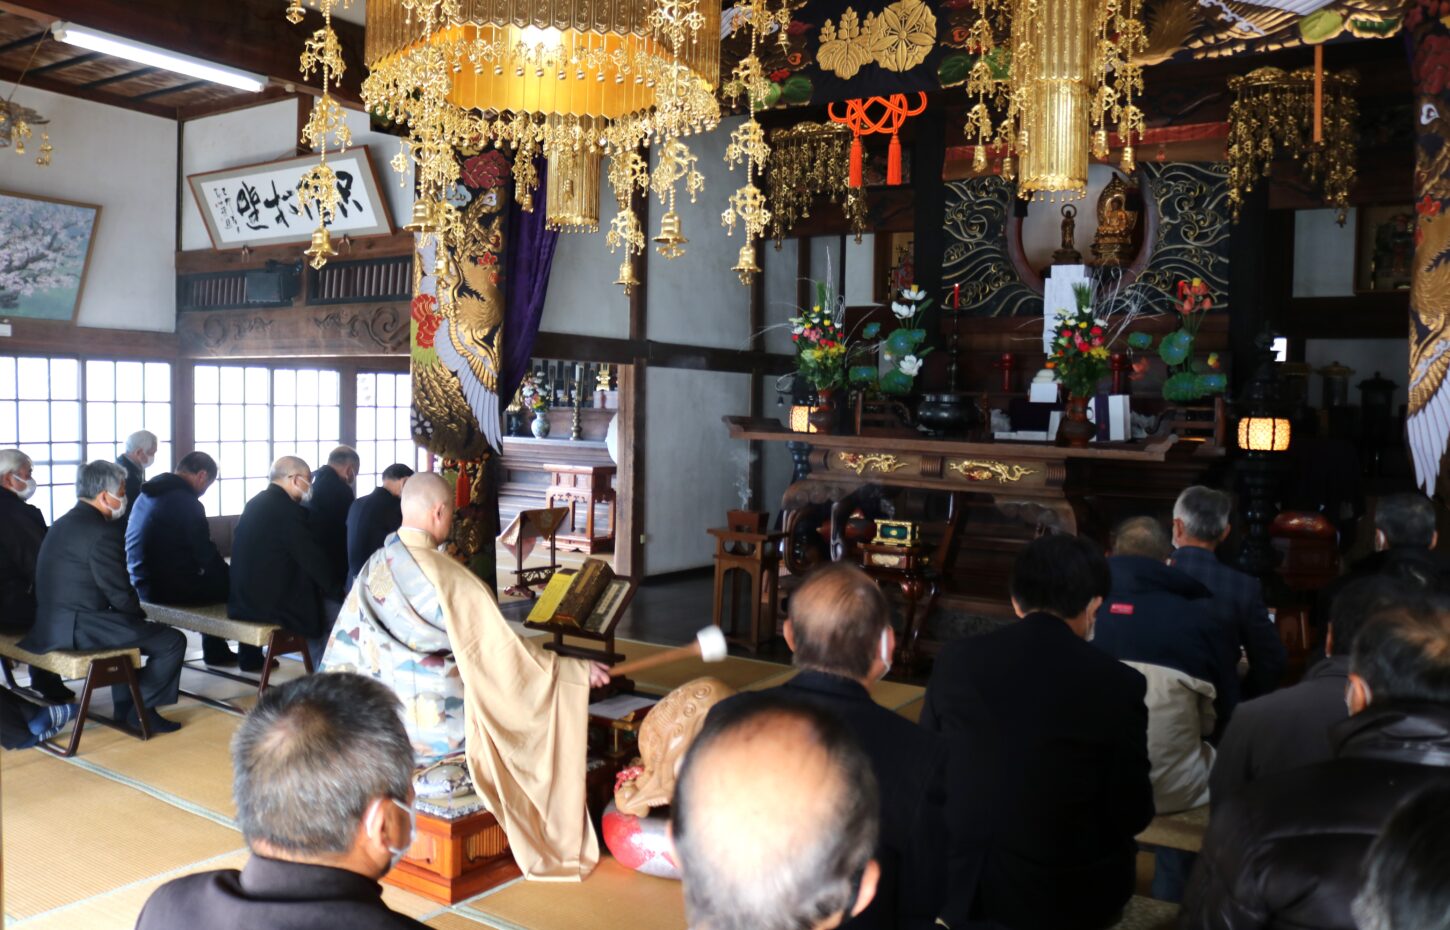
[346,486,402,589]
[0,486,47,632]
[21,502,145,652]
[1170,546,1287,701]
[305,466,354,598]
[229,484,334,638]
[136,855,428,930]
[717,670,951,930]
[115,453,144,530]
[921,613,1154,930]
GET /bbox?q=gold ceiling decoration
[765,122,867,243]
[546,147,601,233]
[355,0,722,296]
[289,0,354,269]
[960,0,1146,201]
[719,0,785,285]
[817,0,938,78]
[1226,65,1358,223]
[1,31,55,168]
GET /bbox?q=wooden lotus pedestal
[383,799,521,905]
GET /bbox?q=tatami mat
[427,912,505,930]
[1,754,242,919]
[463,858,685,930]
[9,850,249,930]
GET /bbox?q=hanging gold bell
[1119,144,1135,174]
[1092,129,1109,160]
[304,226,336,270]
[614,257,640,294]
[403,199,437,233]
[285,0,305,24]
[35,132,52,168]
[653,209,688,260]
[731,243,760,286]
[1001,155,1016,182]
[972,145,988,173]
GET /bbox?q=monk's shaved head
[788,562,890,680]
[400,472,454,545]
[673,695,879,930]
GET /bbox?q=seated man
[0,448,73,701]
[135,673,427,930]
[922,533,1153,930]
[20,461,186,733]
[1183,597,1450,930]
[126,451,233,666]
[672,693,881,930]
[713,561,948,929]
[345,463,413,591]
[1170,486,1287,710]
[229,457,335,670]
[1210,575,1404,804]
[1316,492,1450,635]
[324,472,608,880]
[0,689,79,750]
[307,445,360,601]
[115,429,158,532]
[1353,783,1450,930]
[1094,516,1225,813]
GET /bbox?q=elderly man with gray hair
[115,429,158,530]
[1168,486,1287,713]
[20,460,187,733]
[136,673,428,929]
[0,448,74,702]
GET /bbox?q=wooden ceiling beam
[0,0,365,101]
[80,64,155,88]
[133,77,204,100]
[0,60,175,118]
[27,49,100,74]
[0,29,44,55]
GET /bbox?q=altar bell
[323,472,609,880]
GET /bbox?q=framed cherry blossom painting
[0,190,100,323]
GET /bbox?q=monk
[321,472,609,881]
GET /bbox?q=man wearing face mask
[21,460,187,733]
[0,449,75,702]
[115,430,158,532]
[135,672,428,930]
[1182,597,1450,930]
[921,533,1153,930]
[229,457,337,670]
[710,561,949,930]
[126,451,233,666]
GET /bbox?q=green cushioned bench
[0,632,150,757]
[141,602,315,716]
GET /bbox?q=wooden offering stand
[524,569,639,669]
[385,794,521,905]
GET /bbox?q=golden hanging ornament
[305,226,337,269]
[765,122,866,243]
[545,148,601,234]
[1225,65,1358,222]
[288,0,353,270]
[653,209,689,259]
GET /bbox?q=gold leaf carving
[838,452,907,476]
[866,0,937,73]
[818,9,873,79]
[947,459,1037,484]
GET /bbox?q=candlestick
[570,379,584,441]
[992,352,1018,393]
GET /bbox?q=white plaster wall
[1293,208,1357,298]
[647,116,755,350]
[539,191,631,338]
[761,237,798,355]
[181,100,413,251]
[0,83,177,332]
[645,367,754,572]
[844,233,877,305]
[1304,338,1409,410]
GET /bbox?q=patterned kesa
[320,532,465,763]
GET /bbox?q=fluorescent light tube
[51,22,266,92]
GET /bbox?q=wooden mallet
[609,626,729,679]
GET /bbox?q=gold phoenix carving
[948,460,1037,483]
[838,452,908,475]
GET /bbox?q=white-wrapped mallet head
[696,625,728,663]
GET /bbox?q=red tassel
[887,134,902,186]
[455,468,470,509]
[849,136,863,188]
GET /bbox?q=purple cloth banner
[501,156,559,407]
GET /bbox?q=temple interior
[2,1,1449,929]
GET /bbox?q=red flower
[770,68,791,82]
[479,252,499,266]
[460,151,510,189]
[412,294,441,349]
[1418,195,1442,217]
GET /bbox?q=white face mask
[7,475,36,501]
[384,797,415,872]
[878,629,892,680]
[139,452,154,471]
[105,492,128,522]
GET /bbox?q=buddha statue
[1091,174,1138,266]
[604,677,737,879]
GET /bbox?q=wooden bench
[0,632,149,757]
[1136,804,1209,853]
[141,602,315,716]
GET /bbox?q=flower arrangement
[790,280,850,393]
[1047,283,1112,398]
[850,285,933,395]
[518,373,549,414]
[1125,278,1227,402]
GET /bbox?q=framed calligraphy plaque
[187,147,393,250]
[0,190,100,323]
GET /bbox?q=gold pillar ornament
[545,148,601,233]
[956,0,1147,202]
[1225,66,1358,222]
[287,0,353,270]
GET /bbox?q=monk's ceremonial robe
[323,528,599,881]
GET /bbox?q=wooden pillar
[1228,185,1270,398]
[748,239,765,509]
[615,166,650,578]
